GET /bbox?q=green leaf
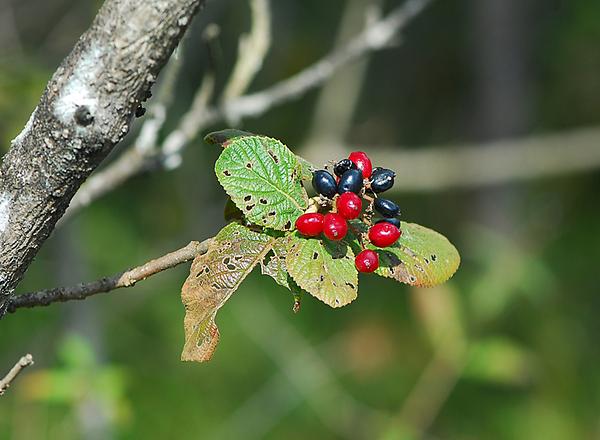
[181,223,276,362]
[207,129,317,181]
[285,233,358,308]
[296,155,316,181]
[374,222,460,287]
[215,135,308,231]
[260,238,290,289]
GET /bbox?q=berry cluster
[294,151,402,273]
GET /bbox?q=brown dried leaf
[181,223,276,362]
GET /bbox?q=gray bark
[0,0,206,317]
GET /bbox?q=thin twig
[161,71,216,167]
[205,0,431,126]
[8,239,214,312]
[390,350,466,436]
[0,354,34,396]
[221,0,271,103]
[63,0,431,220]
[312,126,600,192]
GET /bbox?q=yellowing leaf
[375,222,460,287]
[260,238,290,289]
[181,223,276,362]
[285,233,358,308]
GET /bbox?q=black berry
[370,168,395,193]
[312,170,337,198]
[334,159,355,177]
[337,169,363,194]
[376,217,400,228]
[374,198,400,218]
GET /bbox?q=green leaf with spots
[215,136,308,231]
[260,238,290,289]
[181,223,276,362]
[374,222,460,287]
[285,233,358,308]
[296,155,316,181]
[207,130,317,181]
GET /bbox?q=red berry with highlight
[295,213,324,237]
[368,222,401,247]
[348,151,373,179]
[336,192,362,220]
[355,249,379,273]
[323,213,348,241]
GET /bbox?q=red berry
[336,192,362,220]
[348,151,373,179]
[368,222,401,247]
[355,249,379,273]
[323,213,348,241]
[295,213,324,237]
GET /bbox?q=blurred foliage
[1,0,600,439]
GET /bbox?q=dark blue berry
[374,198,400,217]
[376,217,400,228]
[312,170,337,198]
[337,169,363,194]
[370,168,395,193]
[334,159,356,177]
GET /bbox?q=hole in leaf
[431,254,437,262]
[259,198,268,204]
[223,170,231,176]
[312,252,318,260]
[267,149,279,163]
[335,298,340,305]
[409,275,417,283]
[244,195,252,202]
[405,248,417,258]
[223,257,231,264]
[284,221,292,230]
[226,264,236,270]
[245,204,255,211]
[246,162,253,169]
[268,211,276,216]
[346,282,355,290]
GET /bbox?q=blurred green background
[1,0,599,439]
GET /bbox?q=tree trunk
[0,0,206,317]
